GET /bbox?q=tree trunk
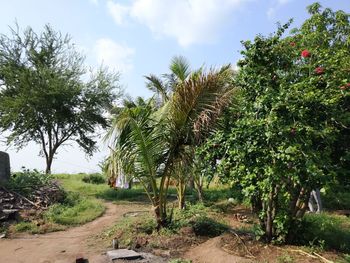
[153,200,167,230]
[197,184,204,202]
[45,154,54,174]
[177,180,186,209]
[265,188,276,243]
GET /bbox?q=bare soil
[0,202,147,263]
[0,202,345,263]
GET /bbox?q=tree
[206,3,350,242]
[0,24,120,173]
[106,59,235,227]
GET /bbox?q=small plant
[81,173,106,184]
[277,253,294,263]
[293,213,350,253]
[6,168,51,197]
[192,216,228,237]
[14,222,39,234]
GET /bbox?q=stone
[0,152,10,184]
[107,249,142,261]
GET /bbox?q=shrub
[204,3,350,243]
[293,213,350,253]
[6,168,51,197]
[192,216,228,237]
[81,173,105,184]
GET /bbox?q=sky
[0,0,349,173]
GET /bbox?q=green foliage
[44,192,105,225]
[6,168,55,197]
[14,222,39,234]
[192,216,228,237]
[204,3,350,243]
[294,213,350,253]
[0,24,120,173]
[277,253,295,263]
[106,57,235,227]
[81,173,106,184]
[322,186,350,210]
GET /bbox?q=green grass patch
[44,192,105,225]
[13,221,66,234]
[81,173,106,184]
[54,173,148,203]
[295,213,350,253]
[14,222,39,233]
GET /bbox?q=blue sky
[0,0,349,173]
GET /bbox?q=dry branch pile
[0,182,65,222]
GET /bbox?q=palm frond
[169,56,191,82]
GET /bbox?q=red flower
[301,49,311,58]
[290,42,296,47]
[314,67,325,75]
[346,83,350,88]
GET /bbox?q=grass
[44,194,105,225]
[98,202,229,251]
[296,213,350,253]
[54,173,148,203]
[10,173,111,234]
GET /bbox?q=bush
[192,216,228,237]
[6,168,51,197]
[81,173,105,184]
[322,186,350,210]
[293,213,350,253]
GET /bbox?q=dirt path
[0,202,146,263]
[184,236,252,263]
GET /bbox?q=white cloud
[106,0,252,47]
[94,38,135,73]
[107,1,130,25]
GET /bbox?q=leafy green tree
[0,25,120,173]
[207,3,350,242]
[106,59,235,227]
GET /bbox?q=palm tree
[106,58,235,228]
[145,56,191,105]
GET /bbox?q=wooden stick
[287,249,318,259]
[228,229,255,258]
[313,252,334,263]
[1,186,40,209]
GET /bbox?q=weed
[277,253,294,263]
[81,173,106,184]
[192,216,228,237]
[294,213,350,253]
[44,194,105,225]
[14,222,39,233]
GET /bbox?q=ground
[0,202,146,263]
[1,174,349,263]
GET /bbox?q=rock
[107,249,142,261]
[0,152,10,184]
